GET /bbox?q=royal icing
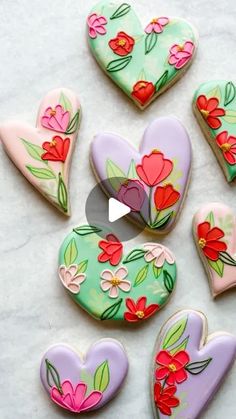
[90,117,192,234]
[0,89,81,215]
[40,339,128,413]
[193,80,236,182]
[58,224,177,322]
[193,202,236,297]
[87,1,198,109]
[152,310,236,418]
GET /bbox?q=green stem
[151,210,160,227]
[149,187,153,225]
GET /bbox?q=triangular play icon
[108,198,131,223]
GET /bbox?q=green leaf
[58,173,68,213]
[185,358,212,375]
[208,259,224,277]
[100,298,122,320]
[106,56,132,73]
[222,109,236,123]
[106,159,126,191]
[224,81,236,106]
[94,360,110,392]
[80,369,94,393]
[110,3,131,19]
[169,336,189,355]
[163,270,174,293]
[76,259,88,273]
[64,238,78,266]
[134,265,149,287]
[73,225,102,236]
[123,249,146,263]
[205,211,215,227]
[127,159,137,178]
[65,110,80,134]
[206,85,221,101]
[26,165,55,179]
[153,264,162,278]
[145,32,158,54]
[21,138,44,162]
[45,359,62,393]
[59,92,73,113]
[218,251,236,266]
[152,212,173,229]
[155,70,168,92]
[163,316,188,350]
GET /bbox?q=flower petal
[109,285,119,298]
[114,266,128,279]
[100,269,113,280]
[79,391,103,412]
[156,350,173,366]
[100,279,112,291]
[118,280,131,292]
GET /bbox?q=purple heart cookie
[40,339,128,413]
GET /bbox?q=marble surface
[0,0,236,418]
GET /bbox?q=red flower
[154,184,180,210]
[117,179,145,212]
[131,80,155,106]
[124,296,159,322]
[98,234,123,266]
[154,382,179,416]
[155,350,190,385]
[196,95,225,129]
[197,221,227,261]
[109,31,134,56]
[136,151,173,187]
[41,135,70,162]
[216,130,236,165]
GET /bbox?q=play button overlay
[85,177,148,241]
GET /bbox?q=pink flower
[51,380,102,413]
[87,13,107,39]
[144,243,175,268]
[41,105,70,133]
[59,265,86,294]
[168,41,195,69]
[100,267,131,298]
[145,17,169,34]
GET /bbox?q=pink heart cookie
[0,89,81,215]
[193,202,236,297]
[152,310,236,418]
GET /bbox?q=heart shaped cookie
[193,203,236,297]
[0,88,81,215]
[58,224,177,322]
[151,310,236,418]
[87,1,198,109]
[193,80,236,182]
[91,117,192,234]
[40,339,128,413]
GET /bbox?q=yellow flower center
[50,109,56,116]
[135,310,145,319]
[220,143,231,152]
[200,109,210,118]
[117,38,126,46]
[111,277,121,286]
[198,238,206,248]
[177,44,184,51]
[50,139,57,147]
[169,363,177,372]
[152,149,160,153]
[151,18,158,24]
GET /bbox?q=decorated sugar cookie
[193,203,236,297]
[193,80,236,182]
[0,89,81,215]
[40,339,128,413]
[58,224,177,322]
[87,1,198,109]
[152,310,236,418]
[90,117,192,234]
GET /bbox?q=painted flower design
[87,13,107,39]
[196,95,225,129]
[98,234,123,266]
[168,41,195,69]
[41,105,70,133]
[117,179,145,211]
[51,380,102,413]
[144,243,175,268]
[100,267,131,298]
[145,17,169,34]
[41,135,70,162]
[59,265,86,294]
[131,81,155,106]
[124,296,159,322]
[136,151,173,187]
[154,184,180,210]
[216,131,236,165]
[154,382,179,416]
[108,31,135,56]
[197,221,227,261]
[155,350,190,385]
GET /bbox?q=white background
[0,0,236,418]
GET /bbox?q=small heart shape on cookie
[193,203,236,297]
[0,89,81,215]
[91,117,192,234]
[151,310,236,418]
[87,1,198,109]
[58,224,177,322]
[40,339,128,413]
[193,80,236,182]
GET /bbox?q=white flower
[59,264,86,294]
[143,243,175,268]
[100,267,131,299]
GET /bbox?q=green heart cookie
[87,1,198,109]
[58,225,177,323]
